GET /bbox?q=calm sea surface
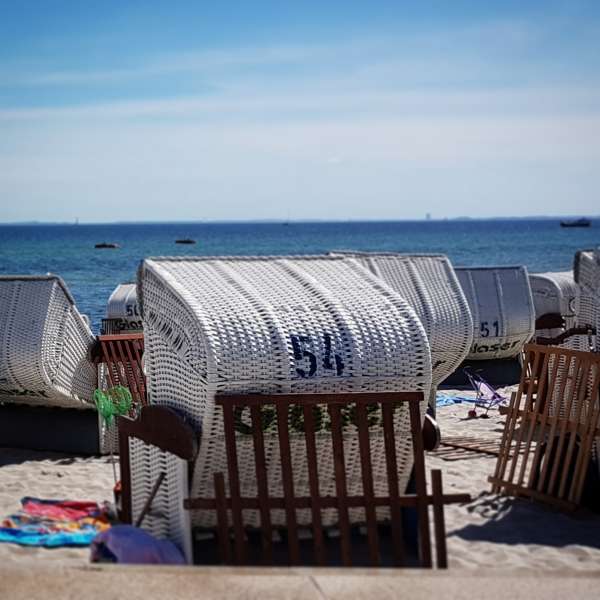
[1,220,598,331]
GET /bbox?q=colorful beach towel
[0,497,110,547]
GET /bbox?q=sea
[0,219,598,332]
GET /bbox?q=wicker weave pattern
[137,256,432,528]
[572,249,600,469]
[0,275,97,409]
[129,437,193,562]
[331,252,473,392]
[574,249,600,351]
[455,266,535,360]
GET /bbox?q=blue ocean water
[0,220,598,332]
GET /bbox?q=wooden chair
[93,333,147,406]
[119,392,470,568]
[490,343,600,510]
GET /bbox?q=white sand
[1,389,600,570]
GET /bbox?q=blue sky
[1,1,599,222]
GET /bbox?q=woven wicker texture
[331,252,473,395]
[455,266,535,360]
[572,248,600,470]
[0,275,97,409]
[129,437,193,562]
[574,249,600,351]
[137,255,432,528]
[530,271,580,340]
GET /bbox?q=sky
[0,1,599,222]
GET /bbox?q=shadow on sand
[450,492,600,549]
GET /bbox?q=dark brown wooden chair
[93,333,147,406]
[119,392,470,568]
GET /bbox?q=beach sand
[1,389,600,571]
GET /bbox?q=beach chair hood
[455,266,535,360]
[0,275,97,409]
[330,252,473,391]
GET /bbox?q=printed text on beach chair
[455,266,536,360]
[101,283,143,335]
[489,343,600,510]
[330,252,473,410]
[135,255,433,535]
[0,275,97,409]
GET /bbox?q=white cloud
[1,17,599,221]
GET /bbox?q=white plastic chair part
[529,271,580,339]
[104,283,142,334]
[331,252,474,393]
[0,275,97,409]
[455,266,536,360]
[137,255,432,530]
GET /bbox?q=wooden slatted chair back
[490,343,600,509]
[96,333,147,406]
[184,392,470,568]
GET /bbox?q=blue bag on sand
[90,525,186,565]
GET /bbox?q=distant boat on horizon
[560,218,591,228]
[95,242,120,249]
[175,238,196,244]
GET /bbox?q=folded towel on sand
[0,497,110,547]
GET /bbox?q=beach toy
[94,386,133,426]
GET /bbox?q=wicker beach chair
[530,271,581,342]
[574,249,600,352]
[0,275,97,409]
[331,252,473,408]
[130,255,433,561]
[455,266,536,361]
[573,248,600,474]
[101,283,143,335]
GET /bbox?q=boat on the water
[175,238,196,244]
[95,242,120,249]
[560,218,591,228]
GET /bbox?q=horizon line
[0,215,598,226]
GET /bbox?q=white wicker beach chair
[331,252,473,402]
[455,266,535,360]
[573,248,600,475]
[530,271,580,340]
[574,248,600,351]
[102,283,142,334]
[0,275,97,409]
[133,255,432,553]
